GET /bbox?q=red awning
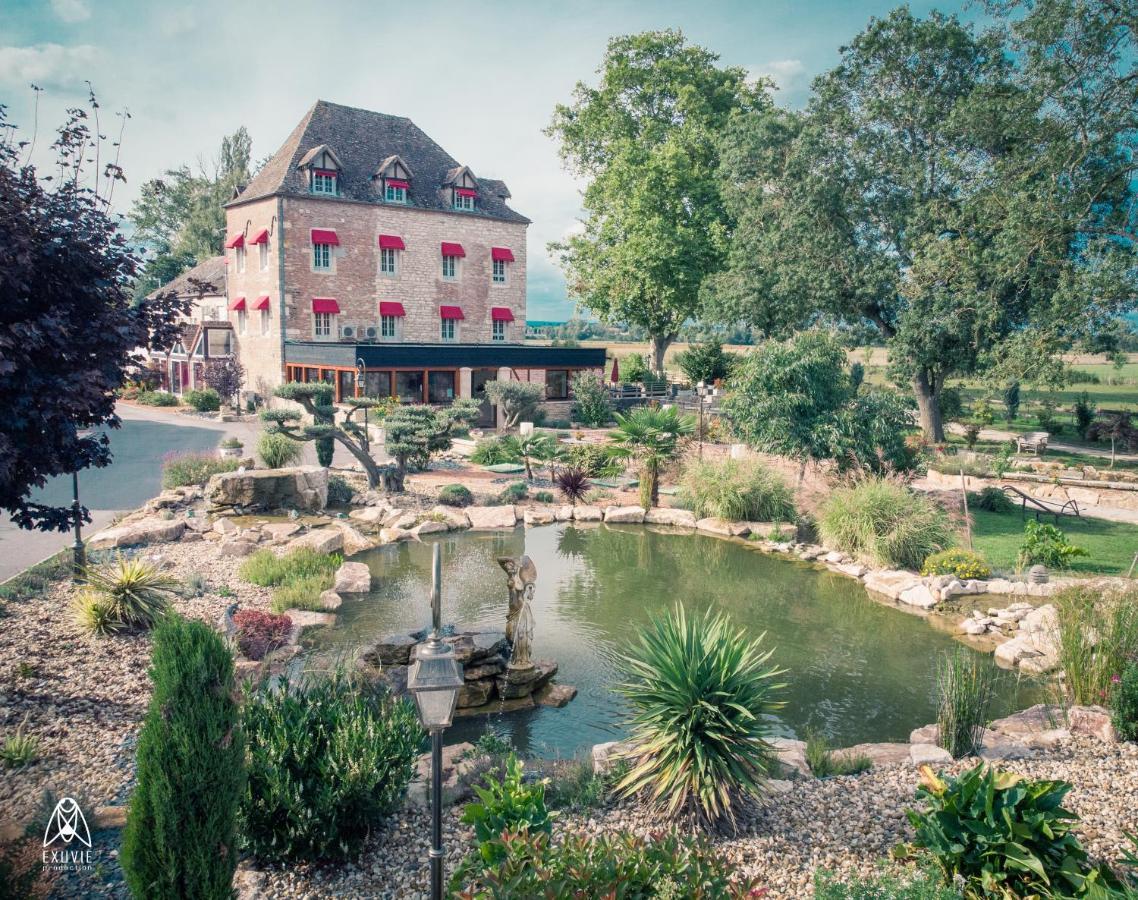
[439,306,464,320]
[379,302,406,317]
[454,188,477,198]
[491,307,514,322]
[253,295,270,311]
[491,247,515,262]
[311,228,339,245]
[386,179,409,189]
[440,242,465,257]
[312,298,340,314]
[229,297,246,311]
[378,235,405,250]
[225,233,244,249]
[248,229,269,245]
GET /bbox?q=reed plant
[804,729,873,777]
[1054,585,1138,706]
[935,646,995,758]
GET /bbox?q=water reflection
[307,524,1038,758]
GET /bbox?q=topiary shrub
[241,674,423,861]
[315,435,334,467]
[257,432,303,469]
[920,548,991,580]
[184,388,221,413]
[615,605,784,830]
[818,478,954,571]
[232,609,293,661]
[326,475,354,505]
[438,484,474,507]
[676,457,795,522]
[121,615,245,899]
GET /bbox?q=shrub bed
[183,387,221,412]
[818,478,953,571]
[676,457,795,522]
[919,549,991,580]
[241,675,422,862]
[136,390,179,407]
[238,548,341,613]
[161,452,240,489]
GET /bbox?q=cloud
[0,44,102,88]
[748,58,808,93]
[50,0,91,23]
[157,7,197,37]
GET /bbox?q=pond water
[306,523,1039,759]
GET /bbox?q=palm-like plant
[515,433,560,481]
[82,555,177,631]
[554,467,592,505]
[615,605,785,831]
[607,406,695,509]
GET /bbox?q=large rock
[572,505,603,521]
[898,583,938,609]
[910,743,953,766]
[364,633,416,666]
[319,590,343,610]
[262,522,301,542]
[1068,705,1117,742]
[429,505,471,530]
[213,518,239,536]
[88,518,186,550]
[592,740,635,775]
[348,506,387,525]
[554,505,575,522]
[412,520,449,537]
[282,609,336,629]
[644,508,698,528]
[288,528,344,555]
[457,680,494,708]
[466,505,518,529]
[329,522,375,555]
[333,561,372,594]
[468,631,509,663]
[207,466,328,512]
[604,506,646,524]
[770,737,810,779]
[695,517,750,537]
[524,508,556,526]
[535,683,578,707]
[219,540,258,558]
[863,570,923,601]
[379,527,415,543]
[842,742,912,768]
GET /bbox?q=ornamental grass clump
[1054,584,1138,706]
[257,431,303,469]
[907,763,1114,898]
[161,451,239,488]
[934,646,995,758]
[818,477,953,571]
[121,615,245,899]
[241,673,423,862]
[676,457,795,522]
[615,605,785,831]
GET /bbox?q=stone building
[218,99,603,422]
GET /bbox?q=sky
[1,0,979,321]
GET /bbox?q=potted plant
[218,437,244,459]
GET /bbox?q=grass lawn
[969,509,1138,576]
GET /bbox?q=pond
[306,523,1039,759]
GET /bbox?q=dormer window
[385,180,408,203]
[312,169,338,195]
[453,188,476,211]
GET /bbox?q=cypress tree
[121,615,245,899]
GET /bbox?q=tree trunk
[639,461,659,509]
[912,370,945,443]
[524,457,533,481]
[650,334,673,379]
[332,432,383,488]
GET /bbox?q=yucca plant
[607,406,695,509]
[554,467,592,505]
[82,555,176,631]
[72,591,123,637]
[0,716,39,768]
[615,605,785,831]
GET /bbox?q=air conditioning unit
[364,326,379,340]
[339,325,356,339]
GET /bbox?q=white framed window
[441,255,457,279]
[259,242,269,271]
[385,184,407,203]
[202,306,220,321]
[380,248,398,276]
[381,315,398,339]
[260,309,271,336]
[492,319,506,342]
[313,242,332,271]
[440,318,456,341]
[235,246,246,274]
[237,310,247,335]
[492,259,507,284]
[314,312,333,338]
[453,192,474,211]
[312,171,337,195]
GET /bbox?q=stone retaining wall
[925,467,1138,513]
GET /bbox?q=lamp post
[71,470,85,578]
[406,543,463,900]
[355,357,370,453]
[696,381,708,459]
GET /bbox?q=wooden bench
[1016,431,1049,455]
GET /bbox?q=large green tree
[547,30,768,376]
[708,6,1137,441]
[130,127,253,298]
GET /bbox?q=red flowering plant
[232,609,293,661]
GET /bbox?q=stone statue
[497,555,536,670]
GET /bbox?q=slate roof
[228,100,529,224]
[148,255,227,299]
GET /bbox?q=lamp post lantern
[355,357,370,453]
[406,543,463,900]
[71,470,85,578]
